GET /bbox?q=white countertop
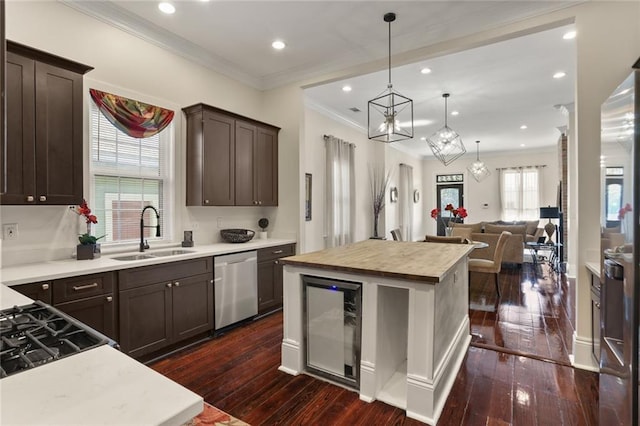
[0,285,203,425]
[585,261,600,279]
[1,238,296,286]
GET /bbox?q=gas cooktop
[0,301,112,378]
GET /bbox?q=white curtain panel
[325,135,355,248]
[399,163,414,241]
[499,166,542,221]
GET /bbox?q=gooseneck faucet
[140,205,161,252]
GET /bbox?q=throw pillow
[525,220,539,236]
[451,222,483,233]
[484,223,526,238]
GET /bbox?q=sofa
[452,220,543,265]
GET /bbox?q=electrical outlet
[3,224,18,240]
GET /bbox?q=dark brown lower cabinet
[12,281,52,304]
[257,244,295,315]
[55,295,116,341]
[119,281,172,358]
[118,258,214,358]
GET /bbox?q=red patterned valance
[89,89,174,138]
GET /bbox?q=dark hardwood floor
[150,260,597,425]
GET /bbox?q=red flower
[431,205,468,224]
[430,208,440,220]
[74,199,99,224]
[444,204,454,212]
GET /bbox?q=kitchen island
[279,239,474,425]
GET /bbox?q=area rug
[185,402,250,426]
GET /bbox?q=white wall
[421,147,559,235]
[302,105,384,253]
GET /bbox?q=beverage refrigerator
[599,58,639,425]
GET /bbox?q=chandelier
[467,140,491,182]
[367,12,413,143]
[426,93,465,165]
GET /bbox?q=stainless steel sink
[111,249,195,261]
[112,254,157,261]
[149,249,195,257]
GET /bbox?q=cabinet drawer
[53,272,114,304]
[119,257,213,291]
[257,244,295,262]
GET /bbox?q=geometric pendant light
[426,93,466,165]
[467,140,491,182]
[368,12,414,143]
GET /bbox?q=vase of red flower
[430,204,468,236]
[72,199,104,260]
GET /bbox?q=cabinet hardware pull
[39,195,47,202]
[210,280,214,284]
[174,281,180,287]
[595,302,600,309]
[26,195,35,202]
[258,201,262,205]
[273,250,283,254]
[274,260,279,265]
[166,283,172,288]
[42,283,49,290]
[205,200,210,204]
[106,296,113,302]
[73,282,98,291]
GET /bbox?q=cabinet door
[172,273,214,341]
[34,61,83,205]
[13,281,52,305]
[256,126,278,206]
[200,111,235,206]
[235,120,257,206]
[119,282,172,358]
[2,52,35,204]
[55,294,116,341]
[257,260,276,314]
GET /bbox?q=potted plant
[73,199,105,260]
[258,218,269,239]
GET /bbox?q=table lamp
[540,206,560,243]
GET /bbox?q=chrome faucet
[140,205,161,252]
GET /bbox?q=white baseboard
[572,332,599,372]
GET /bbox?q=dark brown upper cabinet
[183,103,279,207]
[1,41,92,205]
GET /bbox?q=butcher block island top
[280,239,474,283]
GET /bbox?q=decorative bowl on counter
[220,229,255,243]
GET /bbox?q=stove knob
[106,296,113,302]
[42,283,49,290]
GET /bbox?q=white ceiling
[65,0,579,158]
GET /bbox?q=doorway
[436,183,464,236]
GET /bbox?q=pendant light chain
[388,17,392,87]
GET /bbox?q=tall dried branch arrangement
[370,164,391,217]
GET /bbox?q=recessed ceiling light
[553,71,566,79]
[563,31,577,40]
[420,137,426,141]
[272,40,286,50]
[342,85,352,92]
[520,125,528,130]
[520,144,526,147]
[451,111,459,116]
[420,67,432,74]
[158,2,175,14]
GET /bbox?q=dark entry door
[436,184,464,236]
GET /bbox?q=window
[89,99,173,245]
[500,168,541,221]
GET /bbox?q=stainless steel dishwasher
[214,251,258,329]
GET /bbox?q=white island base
[279,240,472,425]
